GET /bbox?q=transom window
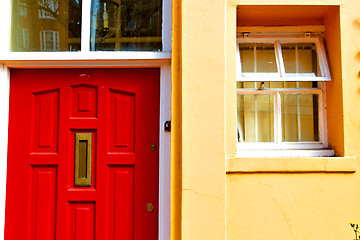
[11,0,163,52]
[236,31,331,152]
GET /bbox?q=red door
[5,68,160,240]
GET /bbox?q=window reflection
[11,0,82,51]
[90,0,162,51]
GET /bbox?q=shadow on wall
[353,19,360,85]
[354,20,360,62]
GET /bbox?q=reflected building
[13,0,81,51]
[12,0,162,51]
[90,0,162,51]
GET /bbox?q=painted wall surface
[175,0,360,239]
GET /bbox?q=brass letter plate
[75,133,92,186]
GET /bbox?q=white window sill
[236,149,334,158]
[227,155,356,173]
[0,51,171,61]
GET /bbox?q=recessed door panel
[69,202,95,240]
[32,89,59,153]
[30,166,57,240]
[6,69,160,240]
[109,90,135,153]
[71,85,98,118]
[108,166,134,240]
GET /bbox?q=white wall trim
[0,61,171,240]
[0,52,171,61]
[162,0,172,52]
[2,59,170,68]
[159,62,171,240]
[0,65,10,240]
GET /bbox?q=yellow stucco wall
[172,0,360,239]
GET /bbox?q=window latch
[258,82,265,90]
[242,32,250,38]
[164,121,171,132]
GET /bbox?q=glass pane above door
[90,0,162,51]
[11,0,82,51]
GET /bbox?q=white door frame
[0,60,171,240]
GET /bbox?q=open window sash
[236,36,331,82]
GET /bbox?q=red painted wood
[33,89,59,152]
[72,85,97,118]
[30,167,57,240]
[5,69,160,240]
[69,203,95,240]
[108,167,134,240]
[109,91,135,152]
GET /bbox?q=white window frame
[0,0,172,240]
[236,35,331,82]
[236,29,333,157]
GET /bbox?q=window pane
[237,81,318,89]
[11,0,82,51]
[239,43,278,77]
[90,0,162,51]
[282,43,321,77]
[281,94,319,142]
[237,94,274,142]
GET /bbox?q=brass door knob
[146,203,154,212]
[150,142,157,151]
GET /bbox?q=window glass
[90,0,162,51]
[237,81,320,143]
[40,30,59,51]
[237,94,274,142]
[239,43,278,77]
[281,94,319,142]
[282,43,321,77]
[11,0,82,51]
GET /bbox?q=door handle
[146,203,154,212]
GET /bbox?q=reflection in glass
[11,0,82,51]
[237,94,274,142]
[282,43,321,77]
[90,0,162,51]
[239,43,278,77]
[281,94,319,142]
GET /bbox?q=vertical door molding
[0,65,10,239]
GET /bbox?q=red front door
[5,68,160,240]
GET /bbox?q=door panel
[32,89,59,153]
[30,166,57,240]
[5,69,160,240]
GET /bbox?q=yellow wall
[172,0,360,239]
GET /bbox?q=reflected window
[90,0,162,51]
[19,1,27,17]
[38,0,58,19]
[40,30,59,51]
[11,0,82,51]
[20,28,29,50]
